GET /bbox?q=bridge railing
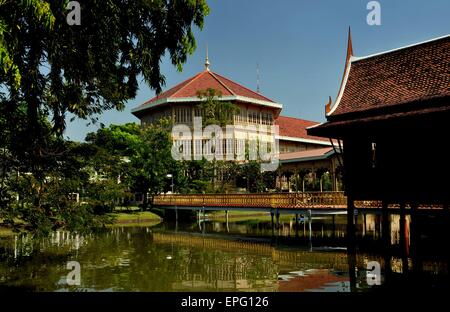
[153,192,347,209]
[153,193,448,210]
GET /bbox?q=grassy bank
[0,210,163,236]
[110,211,163,225]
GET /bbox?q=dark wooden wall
[343,110,450,203]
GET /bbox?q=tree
[262,170,277,191]
[85,123,141,157]
[195,88,239,190]
[0,1,209,230]
[181,159,213,194]
[85,178,129,214]
[129,118,177,209]
[1,1,209,134]
[1,0,209,160]
[196,88,240,127]
[215,161,239,193]
[84,123,141,202]
[236,161,266,193]
[3,139,116,234]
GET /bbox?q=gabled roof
[328,34,450,119]
[132,70,282,115]
[309,34,450,138]
[275,116,331,145]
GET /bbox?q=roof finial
[325,96,332,114]
[205,44,210,71]
[347,26,354,60]
[328,27,354,116]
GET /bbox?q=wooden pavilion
[308,31,450,287]
[308,33,450,208]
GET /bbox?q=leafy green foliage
[85,123,141,157]
[196,88,240,127]
[236,161,267,193]
[192,88,240,191]
[0,0,55,88]
[179,159,214,193]
[0,1,209,233]
[1,0,209,132]
[3,139,116,235]
[129,118,177,208]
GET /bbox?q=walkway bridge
[153,192,446,214]
[154,192,347,214]
[152,192,408,216]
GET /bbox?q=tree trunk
[142,191,148,211]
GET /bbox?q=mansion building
[131,58,338,191]
[131,33,449,194]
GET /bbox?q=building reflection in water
[0,211,449,291]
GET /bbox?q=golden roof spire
[205,44,210,71]
[347,26,354,60]
[325,96,333,114]
[327,27,355,116]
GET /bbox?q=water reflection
[0,211,449,292]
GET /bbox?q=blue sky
[65,0,450,141]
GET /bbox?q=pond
[0,211,449,292]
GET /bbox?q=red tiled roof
[279,147,334,161]
[275,116,330,143]
[211,72,275,102]
[134,70,277,112]
[330,35,450,118]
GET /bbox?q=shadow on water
[0,210,449,292]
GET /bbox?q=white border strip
[132,95,283,113]
[326,59,353,117]
[277,135,332,146]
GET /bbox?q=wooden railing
[153,192,449,210]
[153,192,347,209]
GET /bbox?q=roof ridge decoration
[325,96,333,114]
[209,71,237,96]
[326,27,354,117]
